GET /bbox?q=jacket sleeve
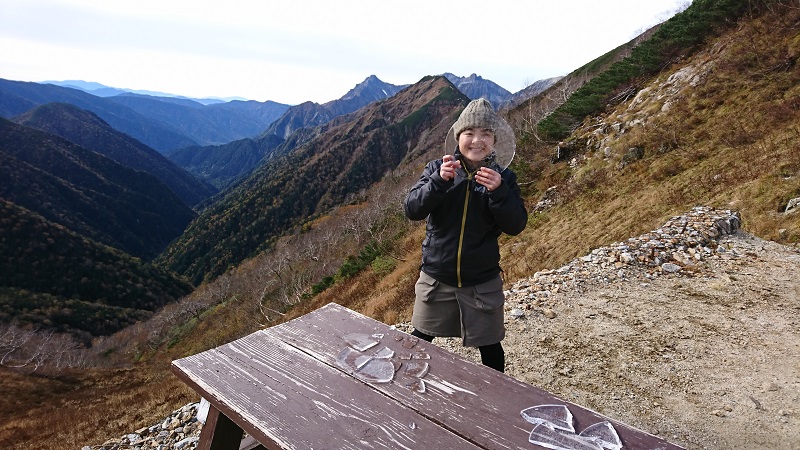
[404,160,453,221]
[487,169,528,236]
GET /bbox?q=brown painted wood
[196,404,243,450]
[266,303,684,450]
[172,325,483,449]
[174,302,685,450]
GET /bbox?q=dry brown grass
[0,365,195,450]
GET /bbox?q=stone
[174,437,199,449]
[786,197,800,214]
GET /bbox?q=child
[404,98,528,372]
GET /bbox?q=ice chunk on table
[521,404,575,433]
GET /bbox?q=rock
[662,263,682,273]
[542,309,557,319]
[620,252,634,264]
[175,436,199,449]
[619,146,645,168]
[509,308,526,319]
[786,197,800,214]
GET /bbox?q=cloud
[0,0,690,103]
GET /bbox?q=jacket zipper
[456,165,473,288]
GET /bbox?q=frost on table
[335,332,430,392]
[521,404,623,450]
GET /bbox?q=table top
[172,302,683,450]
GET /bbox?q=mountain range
[0,78,290,152]
[158,76,467,284]
[0,0,753,350]
[42,79,247,104]
[0,115,196,338]
[0,67,588,339]
[0,70,517,337]
[0,117,196,260]
[167,75,409,189]
[12,102,216,206]
[0,198,192,341]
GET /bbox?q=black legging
[411,329,505,373]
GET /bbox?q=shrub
[371,256,397,276]
[538,0,752,141]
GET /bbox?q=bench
[172,302,684,449]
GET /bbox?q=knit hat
[452,98,498,139]
[445,98,516,170]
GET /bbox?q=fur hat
[445,98,516,170]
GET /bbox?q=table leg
[197,404,244,450]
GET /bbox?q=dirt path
[432,231,799,449]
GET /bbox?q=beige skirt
[411,271,506,347]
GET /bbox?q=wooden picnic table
[172,302,684,450]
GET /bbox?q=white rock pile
[504,206,743,317]
[83,402,202,450]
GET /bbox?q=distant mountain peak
[338,75,404,102]
[440,73,511,108]
[264,77,407,141]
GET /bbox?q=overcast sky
[0,0,690,105]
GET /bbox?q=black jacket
[404,156,528,287]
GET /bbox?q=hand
[475,167,501,192]
[439,154,461,181]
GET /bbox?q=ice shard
[342,333,380,351]
[579,421,623,450]
[357,358,395,383]
[403,361,430,378]
[370,346,393,359]
[528,423,604,450]
[521,404,575,433]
